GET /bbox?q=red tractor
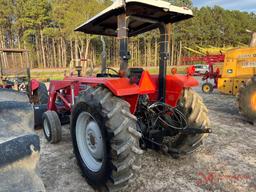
[42,1,211,191]
[202,62,222,93]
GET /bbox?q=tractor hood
[75,0,193,37]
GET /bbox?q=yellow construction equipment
[236,32,256,123]
[196,46,236,55]
[238,75,256,123]
[221,33,256,124]
[202,32,256,123]
[217,47,256,95]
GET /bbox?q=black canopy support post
[158,23,169,102]
[117,13,129,77]
[27,67,32,99]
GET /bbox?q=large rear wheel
[33,83,48,104]
[71,87,142,191]
[238,77,256,123]
[172,88,210,154]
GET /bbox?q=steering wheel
[96,67,120,78]
[105,67,119,76]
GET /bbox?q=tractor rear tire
[202,82,213,94]
[173,88,210,154]
[238,77,256,122]
[71,86,142,192]
[42,111,62,143]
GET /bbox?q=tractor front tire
[42,111,62,144]
[71,87,141,191]
[173,88,210,154]
[238,77,256,123]
[202,82,213,94]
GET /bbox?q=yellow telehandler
[202,32,256,124]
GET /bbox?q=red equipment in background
[202,64,221,88]
[181,54,224,92]
[181,54,225,66]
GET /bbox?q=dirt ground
[37,79,256,192]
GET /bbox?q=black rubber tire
[238,77,256,122]
[37,83,48,104]
[42,111,62,144]
[71,86,142,192]
[202,82,213,94]
[173,88,210,154]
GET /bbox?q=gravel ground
[37,79,256,192]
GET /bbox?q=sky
[193,0,256,12]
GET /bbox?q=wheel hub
[43,119,50,138]
[203,85,210,92]
[89,133,96,146]
[76,112,104,172]
[85,121,103,160]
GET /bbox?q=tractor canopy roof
[75,0,193,37]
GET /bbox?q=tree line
[0,0,256,72]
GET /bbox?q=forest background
[0,0,256,73]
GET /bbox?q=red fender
[63,71,156,113]
[31,79,40,92]
[149,74,199,107]
[64,71,156,96]
[187,65,196,76]
[174,74,199,88]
